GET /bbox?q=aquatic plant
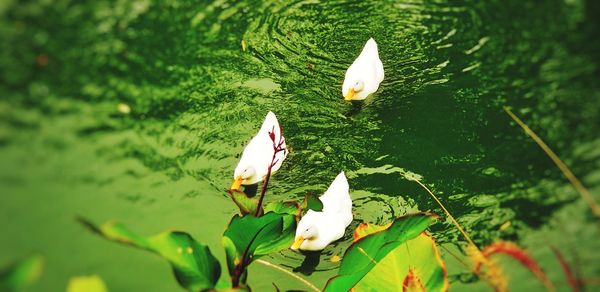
[324,213,446,291]
[406,168,555,291]
[75,111,594,292]
[504,107,600,221]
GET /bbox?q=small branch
[551,246,580,292]
[255,163,273,216]
[254,127,286,216]
[412,179,480,253]
[504,106,600,221]
[231,221,275,287]
[410,178,498,285]
[440,245,470,270]
[231,251,248,287]
[256,259,321,292]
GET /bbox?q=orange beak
[344,88,355,101]
[230,176,243,190]
[291,236,305,250]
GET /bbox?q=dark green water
[1,0,600,290]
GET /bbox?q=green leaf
[79,218,221,291]
[264,201,301,218]
[303,193,323,212]
[354,233,448,291]
[222,213,296,286]
[324,213,438,291]
[353,222,392,241]
[0,255,43,291]
[66,275,108,292]
[229,190,260,216]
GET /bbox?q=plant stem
[254,133,286,216]
[550,246,580,292]
[256,259,321,292]
[504,107,600,220]
[413,179,480,252]
[255,160,274,216]
[440,245,470,269]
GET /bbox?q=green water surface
[1,0,600,291]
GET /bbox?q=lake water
[1,0,600,291]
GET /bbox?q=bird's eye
[353,81,364,91]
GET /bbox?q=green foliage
[354,233,448,291]
[324,213,438,291]
[229,190,260,216]
[78,218,221,291]
[303,193,323,212]
[230,188,321,219]
[222,212,296,287]
[264,201,301,218]
[66,275,108,292]
[0,255,43,292]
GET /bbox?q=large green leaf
[79,218,221,291]
[222,213,296,286]
[0,255,43,291]
[324,213,438,291]
[354,233,448,291]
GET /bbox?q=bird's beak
[230,176,243,190]
[291,236,305,250]
[344,88,355,101]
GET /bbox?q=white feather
[233,111,287,185]
[294,172,353,251]
[342,38,385,101]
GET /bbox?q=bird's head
[343,80,364,101]
[291,225,318,250]
[291,211,320,250]
[230,166,256,190]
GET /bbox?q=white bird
[230,111,287,190]
[342,38,384,101]
[291,171,353,251]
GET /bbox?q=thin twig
[255,161,274,216]
[256,259,321,292]
[409,178,515,288]
[413,179,480,252]
[503,107,600,220]
[440,244,470,270]
[550,246,580,292]
[254,126,287,216]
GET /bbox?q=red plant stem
[551,246,581,292]
[254,160,274,216]
[231,245,251,287]
[476,242,554,291]
[254,131,286,216]
[231,216,279,287]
